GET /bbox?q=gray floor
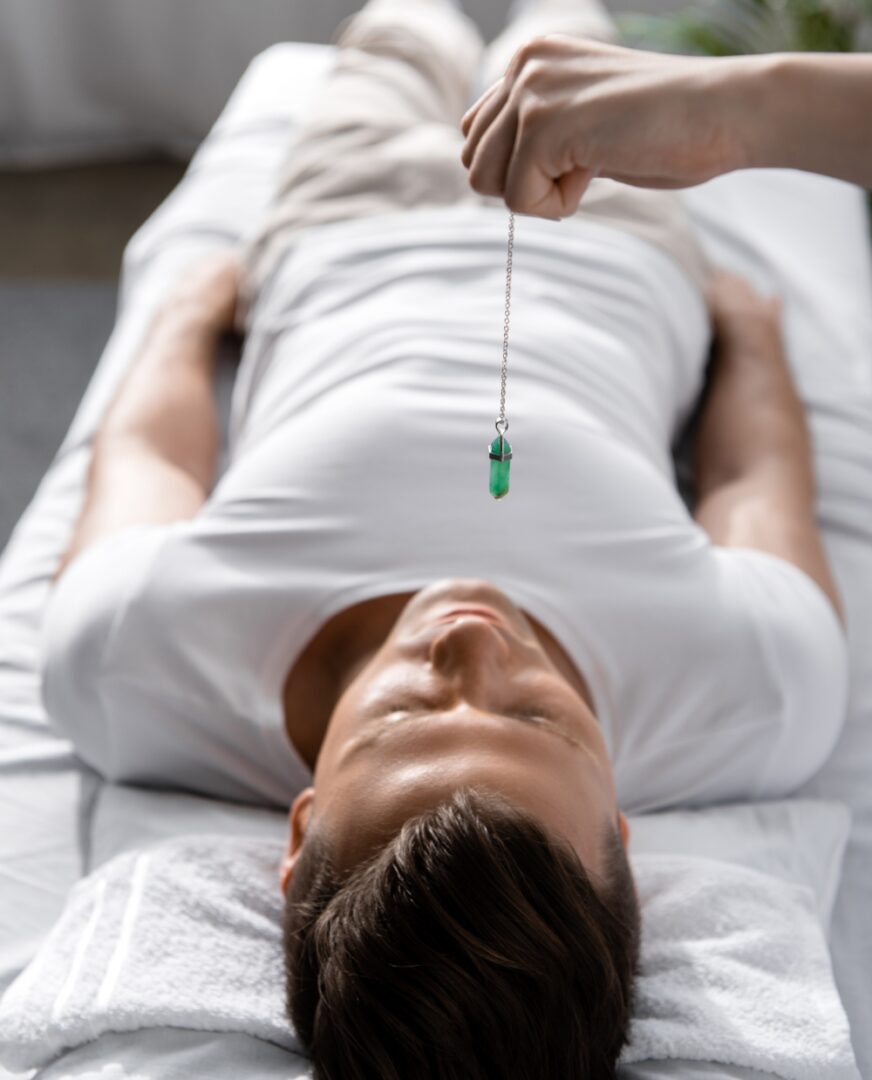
[0,283,117,552]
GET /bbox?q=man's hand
[704,273,787,396]
[461,36,748,219]
[166,250,243,338]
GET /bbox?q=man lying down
[40,0,849,1076]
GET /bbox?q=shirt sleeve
[38,522,307,807]
[610,529,850,814]
[39,526,171,777]
[713,546,849,797]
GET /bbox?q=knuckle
[519,57,550,92]
[517,94,548,130]
[515,39,537,66]
[514,36,548,70]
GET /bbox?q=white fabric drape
[0,0,354,164]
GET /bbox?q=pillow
[0,831,858,1080]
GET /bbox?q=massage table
[1,43,871,1080]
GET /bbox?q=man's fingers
[467,105,519,198]
[461,81,510,171]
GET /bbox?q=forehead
[316,719,611,877]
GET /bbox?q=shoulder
[40,525,173,763]
[613,542,848,811]
[713,546,849,787]
[713,546,846,665]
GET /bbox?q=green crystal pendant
[489,434,513,500]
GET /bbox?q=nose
[428,615,511,680]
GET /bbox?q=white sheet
[1,42,871,1080]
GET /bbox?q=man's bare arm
[693,273,844,624]
[55,254,241,582]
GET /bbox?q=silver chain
[496,212,515,436]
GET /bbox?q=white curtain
[0,0,563,166]
[0,0,355,164]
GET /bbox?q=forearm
[96,301,221,494]
[54,253,240,581]
[57,300,226,581]
[693,351,844,619]
[693,273,843,620]
[695,328,816,510]
[726,52,872,187]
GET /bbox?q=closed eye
[382,700,553,723]
[355,700,584,751]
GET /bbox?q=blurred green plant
[619,0,872,216]
[619,0,872,56]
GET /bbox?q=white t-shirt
[40,207,848,811]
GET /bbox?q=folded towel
[621,855,859,1079]
[0,836,300,1069]
[0,836,859,1078]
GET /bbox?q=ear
[618,811,631,850]
[280,787,316,895]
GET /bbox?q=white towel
[621,855,859,1079]
[0,837,859,1078]
[0,836,301,1070]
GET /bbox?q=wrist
[722,53,797,171]
[155,297,226,343]
[145,303,224,380]
[157,256,242,340]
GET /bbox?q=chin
[422,577,512,608]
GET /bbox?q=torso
[54,206,822,814]
[228,205,718,800]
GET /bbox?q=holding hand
[461,40,872,218]
[461,37,747,219]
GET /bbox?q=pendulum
[489,213,515,500]
[489,420,512,500]
[489,212,515,500]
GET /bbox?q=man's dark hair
[283,787,640,1080]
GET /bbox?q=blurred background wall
[0,0,661,168]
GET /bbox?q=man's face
[281,578,624,890]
